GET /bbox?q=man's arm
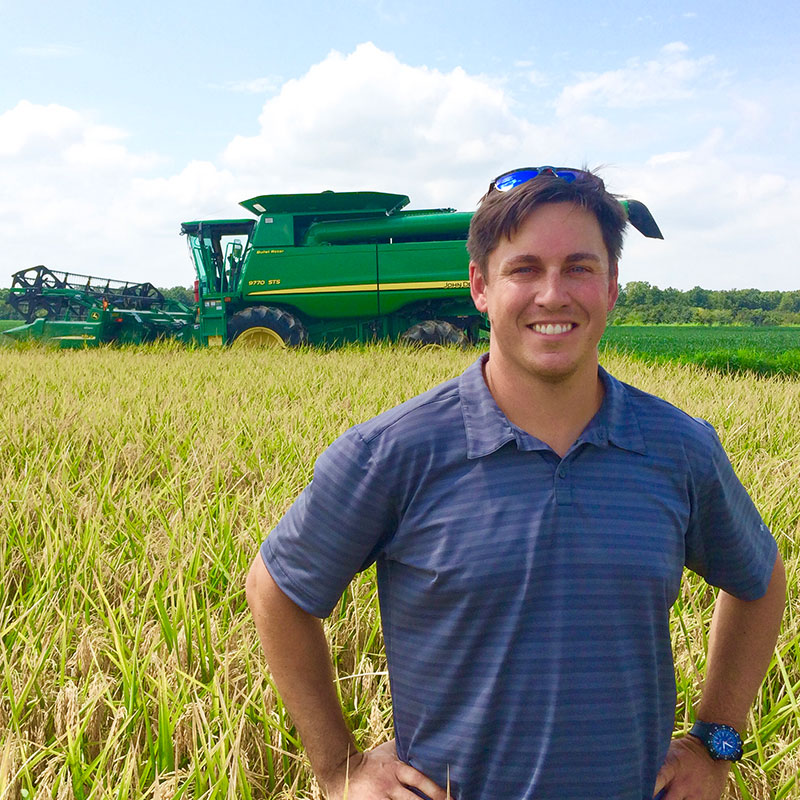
[245,554,449,800]
[654,553,786,800]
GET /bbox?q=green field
[1,344,798,800]
[601,325,800,376]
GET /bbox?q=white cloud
[610,130,800,290]
[0,101,84,157]
[221,42,545,207]
[0,101,181,284]
[646,150,692,166]
[662,42,689,55]
[0,101,157,170]
[555,42,715,115]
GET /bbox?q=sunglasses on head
[488,166,596,193]
[485,166,664,239]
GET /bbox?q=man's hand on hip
[653,736,731,800]
[322,740,452,800]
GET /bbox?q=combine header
[4,266,194,347]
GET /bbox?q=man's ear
[607,263,619,312]
[469,262,488,313]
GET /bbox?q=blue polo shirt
[261,355,777,800]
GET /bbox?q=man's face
[469,202,619,385]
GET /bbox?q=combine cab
[3,266,195,347]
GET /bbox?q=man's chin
[522,354,598,385]
[529,366,577,385]
[502,357,574,385]
[488,344,598,386]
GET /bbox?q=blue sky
[2,0,798,289]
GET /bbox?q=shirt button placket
[555,462,572,506]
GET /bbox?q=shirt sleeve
[684,420,777,600]
[260,425,397,618]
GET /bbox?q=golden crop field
[1,344,798,800]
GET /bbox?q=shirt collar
[458,355,646,459]
[578,367,647,455]
[458,355,517,459]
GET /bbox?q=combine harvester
[4,188,662,348]
[4,190,481,348]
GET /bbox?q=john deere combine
[4,190,480,348]
[181,190,478,347]
[3,187,662,348]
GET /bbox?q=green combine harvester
[4,190,481,348]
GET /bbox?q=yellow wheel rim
[233,326,286,347]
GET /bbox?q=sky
[1,0,799,291]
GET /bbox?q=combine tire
[400,320,468,348]
[228,306,307,347]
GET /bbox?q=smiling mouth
[529,323,576,335]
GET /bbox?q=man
[246,167,785,800]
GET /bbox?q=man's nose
[535,270,569,307]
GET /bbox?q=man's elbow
[246,553,277,614]
[766,551,786,610]
[246,552,308,621]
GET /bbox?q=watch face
[710,727,742,759]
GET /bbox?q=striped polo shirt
[261,354,777,800]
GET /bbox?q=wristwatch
[689,721,743,761]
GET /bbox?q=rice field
[1,343,799,800]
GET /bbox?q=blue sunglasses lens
[494,169,542,191]
[553,169,578,183]
[493,167,580,192]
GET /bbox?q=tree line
[2,283,800,326]
[610,283,800,326]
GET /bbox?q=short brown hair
[467,169,626,279]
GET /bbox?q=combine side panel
[240,245,379,320]
[376,240,473,316]
[2,317,105,347]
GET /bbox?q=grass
[601,326,800,377]
[0,342,798,799]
